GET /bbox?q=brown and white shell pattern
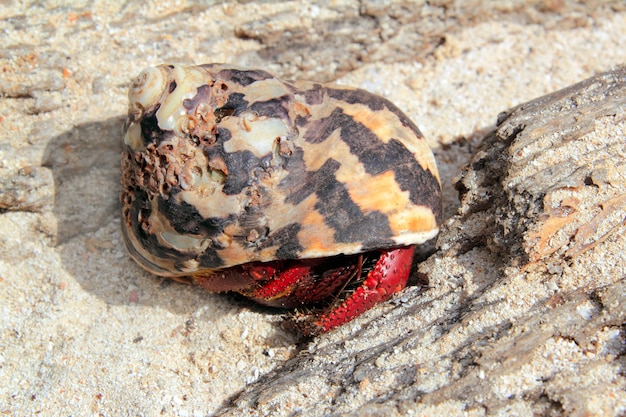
[120,64,442,277]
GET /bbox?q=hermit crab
[120,64,442,335]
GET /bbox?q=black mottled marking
[309,109,401,175]
[282,82,300,94]
[148,193,230,266]
[183,84,212,111]
[326,87,386,110]
[217,69,274,86]
[282,151,339,206]
[279,154,395,246]
[249,96,290,121]
[140,104,169,145]
[126,192,197,269]
[303,83,325,105]
[168,80,177,93]
[215,107,235,124]
[259,223,304,260]
[221,149,264,195]
[303,108,441,220]
[389,142,443,224]
[204,127,265,195]
[159,194,205,235]
[196,248,224,269]
[336,113,440,217]
[326,87,424,139]
[301,108,343,144]
[158,193,233,239]
[314,175,395,246]
[295,115,310,127]
[219,92,249,117]
[213,126,231,144]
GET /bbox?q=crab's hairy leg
[251,264,313,301]
[309,246,415,335]
[293,258,360,305]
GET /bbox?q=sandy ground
[1,1,625,416]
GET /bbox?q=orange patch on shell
[388,206,439,235]
[346,170,407,214]
[298,205,337,255]
[344,106,396,144]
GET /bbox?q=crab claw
[305,246,415,335]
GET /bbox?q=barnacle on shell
[120,64,442,278]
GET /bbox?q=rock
[454,67,626,265]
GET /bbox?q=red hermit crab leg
[251,264,313,302]
[311,246,415,334]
